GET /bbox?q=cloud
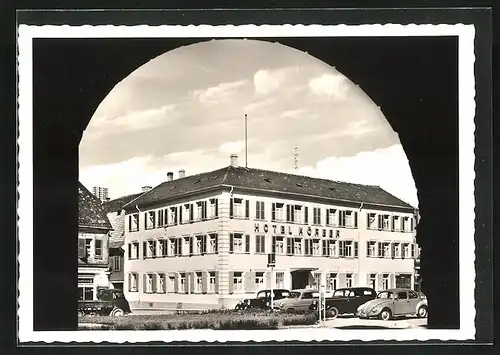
[253,68,288,95]
[281,109,308,119]
[294,144,418,208]
[308,73,350,100]
[192,80,247,104]
[219,140,245,154]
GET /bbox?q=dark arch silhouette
[32,37,458,330]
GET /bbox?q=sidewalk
[320,317,427,329]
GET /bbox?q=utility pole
[245,113,248,168]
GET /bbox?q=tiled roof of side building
[124,166,415,211]
[103,192,144,214]
[78,182,113,229]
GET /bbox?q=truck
[78,288,131,317]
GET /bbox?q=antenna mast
[293,146,299,172]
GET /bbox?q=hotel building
[123,155,419,310]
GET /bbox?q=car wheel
[111,308,125,317]
[326,307,339,319]
[379,308,392,321]
[417,306,428,318]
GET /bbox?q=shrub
[143,322,163,330]
[281,313,318,326]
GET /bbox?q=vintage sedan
[323,287,378,319]
[356,288,428,321]
[277,289,319,313]
[235,289,291,310]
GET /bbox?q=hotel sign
[254,223,340,238]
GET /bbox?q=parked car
[277,289,319,313]
[356,288,428,321]
[235,289,291,310]
[78,288,131,317]
[321,287,378,319]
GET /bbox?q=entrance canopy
[290,267,319,272]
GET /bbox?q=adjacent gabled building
[122,155,419,310]
[78,182,113,300]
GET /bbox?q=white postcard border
[18,23,476,343]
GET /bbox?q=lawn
[79,310,318,330]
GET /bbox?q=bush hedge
[79,310,317,330]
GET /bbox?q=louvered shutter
[202,201,206,220]
[189,204,194,222]
[378,242,383,257]
[287,238,292,255]
[202,235,207,255]
[142,241,147,259]
[164,208,168,226]
[339,241,344,257]
[202,271,208,294]
[354,211,358,228]
[229,198,234,218]
[378,215,383,229]
[390,274,396,289]
[400,216,405,231]
[339,273,346,288]
[411,244,415,258]
[272,236,276,253]
[354,242,358,257]
[322,240,327,256]
[391,216,395,231]
[179,207,183,224]
[272,203,276,221]
[377,274,383,291]
[245,272,255,292]
[215,199,218,217]
[245,235,250,253]
[189,272,195,294]
[411,217,415,231]
[128,273,132,292]
[177,238,183,256]
[245,200,250,218]
[152,274,157,293]
[78,239,85,259]
[189,237,193,255]
[229,234,234,253]
[305,240,309,255]
[326,210,330,225]
[215,271,219,294]
[391,243,396,259]
[215,234,218,253]
[174,273,179,293]
[304,206,308,224]
[228,272,234,294]
[366,242,370,257]
[142,274,147,293]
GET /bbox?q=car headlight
[279,302,284,308]
[370,306,379,314]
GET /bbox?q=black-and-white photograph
[15,8,492,344]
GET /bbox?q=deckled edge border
[17,23,476,344]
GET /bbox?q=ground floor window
[128,273,138,292]
[276,272,285,289]
[395,274,412,289]
[145,273,155,293]
[78,286,94,300]
[233,272,243,293]
[195,272,203,293]
[255,272,265,290]
[179,273,186,293]
[382,274,390,290]
[345,273,353,288]
[313,272,322,289]
[168,275,175,293]
[157,273,166,293]
[209,272,216,293]
[370,273,377,290]
[326,273,337,292]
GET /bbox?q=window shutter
[189,204,194,222]
[128,273,132,292]
[354,212,358,228]
[215,271,219,294]
[287,238,292,255]
[215,199,218,217]
[338,211,342,226]
[152,274,157,293]
[245,235,250,253]
[272,236,276,253]
[202,201,206,220]
[366,213,371,229]
[179,207,183,223]
[272,203,276,221]
[339,241,344,257]
[142,274,147,293]
[378,215,383,229]
[189,237,193,255]
[245,200,250,218]
[202,271,208,294]
[78,239,85,259]
[366,242,370,257]
[411,217,415,231]
[377,274,383,291]
[304,206,308,224]
[177,238,183,256]
[322,240,327,256]
[400,217,405,231]
[245,272,255,292]
[391,217,395,231]
[164,209,168,226]
[202,235,207,255]
[229,234,234,253]
[391,243,396,259]
[228,272,234,294]
[143,241,147,259]
[305,240,309,255]
[339,273,346,288]
[261,236,266,253]
[215,234,218,253]
[229,198,234,218]
[261,202,265,220]
[326,210,330,225]
[286,205,290,222]
[390,274,396,289]
[189,273,195,294]
[255,235,260,253]
[174,273,179,293]
[354,242,358,257]
[128,215,132,231]
[411,244,415,258]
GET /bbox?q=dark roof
[103,192,144,213]
[78,182,113,230]
[109,239,125,249]
[124,166,414,210]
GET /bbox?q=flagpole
[245,113,248,168]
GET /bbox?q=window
[367,241,377,257]
[304,239,313,256]
[272,202,285,222]
[181,204,192,224]
[392,216,401,231]
[195,272,203,293]
[339,210,357,228]
[168,207,177,226]
[183,237,191,255]
[382,274,390,290]
[128,273,138,292]
[312,239,321,256]
[179,273,186,293]
[383,242,391,258]
[209,198,218,219]
[367,213,376,229]
[233,272,243,293]
[78,286,94,301]
[143,240,155,258]
[393,242,401,258]
[231,198,248,219]
[145,211,155,230]
[255,272,264,290]
[129,214,139,232]
[346,273,353,288]
[157,273,166,293]
[294,205,303,224]
[256,201,265,220]
[313,207,321,225]
[409,291,418,299]
[326,273,337,292]
[370,274,377,290]
[403,217,413,232]
[167,275,175,293]
[169,238,176,256]
[328,240,337,257]
[274,237,285,254]
[230,234,245,253]
[145,273,155,293]
[195,202,203,221]
[276,272,285,289]
[157,209,164,228]
[157,239,164,257]
[209,272,216,293]
[128,242,139,260]
[402,243,410,259]
[313,272,322,289]
[294,238,302,255]
[255,235,265,253]
[286,205,295,223]
[378,214,390,230]
[326,208,337,226]
[85,238,92,257]
[94,239,102,259]
[207,234,218,253]
[339,240,358,258]
[110,256,121,271]
[194,236,203,254]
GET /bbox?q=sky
[79,39,418,208]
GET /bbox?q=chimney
[179,169,186,179]
[142,186,152,193]
[167,172,174,182]
[230,154,239,167]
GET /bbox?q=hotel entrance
[291,268,318,290]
